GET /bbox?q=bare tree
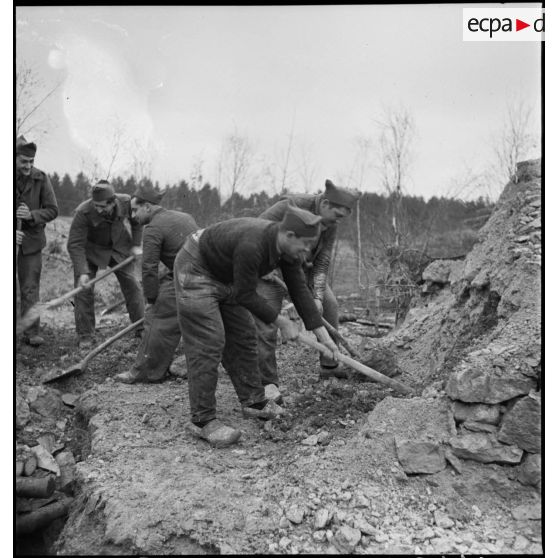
[16,60,62,138]
[295,141,317,194]
[277,110,297,194]
[374,106,416,248]
[491,95,540,191]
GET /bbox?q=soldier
[15,136,59,346]
[67,180,144,348]
[115,184,198,384]
[256,179,360,401]
[174,205,339,448]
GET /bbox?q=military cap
[324,179,360,211]
[132,184,165,205]
[91,180,116,202]
[279,204,322,238]
[16,135,37,158]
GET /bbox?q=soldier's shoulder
[74,198,92,214]
[115,193,131,203]
[30,167,46,180]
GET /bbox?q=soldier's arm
[30,174,58,224]
[67,210,89,276]
[311,227,336,301]
[141,226,163,303]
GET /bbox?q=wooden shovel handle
[296,333,413,395]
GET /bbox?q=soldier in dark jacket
[67,180,144,348]
[256,179,360,399]
[174,205,339,448]
[115,185,198,384]
[15,136,59,346]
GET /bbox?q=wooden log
[15,498,72,536]
[16,476,56,498]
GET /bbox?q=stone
[511,503,541,521]
[433,511,455,529]
[513,535,530,551]
[449,432,522,464]
[498,392,541,453]
[422,260,453,284]
[312,530,327,543]
[317,431,331,445]
[353,517,375,536]
[462,421,497,433]
[517,453,541,488]
[353,491,370,508]
[279,516,291,529]
[444,449,463,474]
[314,508,330,530]
[16,390,30,428]
[452,401,500,424]
[375,531,389,543]
[301,435,318,446]
[446,356,536,404]
[395,438,446,474]
[55,451,76,492]
[31,444,60,476]
[286,505,304,524]
[278,537,291,550]
[29,389,63,417]
[332,525,361,554]
[62,393,79,407]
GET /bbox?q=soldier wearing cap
[15,136,59,346]
[67,180,144,348]
[173,206,339,448]
[256,179,360,399]
[114,184,198,384]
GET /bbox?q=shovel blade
[42,364,84,384]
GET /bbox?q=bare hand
[314,298,323,315]
[16,230,25,245]
[275,315,299,342]
[313,326,339,362]
[78,274,91,289]
[131,246,143,257]
[16,203,32,220]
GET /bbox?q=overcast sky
[15,4,542,201]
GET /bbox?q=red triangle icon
[516,19,530,31]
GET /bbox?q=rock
[517,453,541,488]
[444,449,463,474]
[279,516,291,529]
[55,451,76,492]
[395,438,446,474]
[353,491,370,508]
[314,508,331,530]
[332,525,361,553]
[23,455,38,476]
[29,388,63,417]
[511,503,541,521]
[317,431,331,445]
[62,393,79,407]
[301,435,318,446]
[375,531,389,543]
[452,401,500,424]
[16,390,30,428]
[353,517,375,536]
[433,511,455,529]
[449,432,523,464]
[446,356,536,404]
[312,530,327,542]
[498,392,541,453]
[513,535,530,551]
[286,505,304,524]
[37,433,57,454]
[462,421,497,433]
[31,444,60,476]
[422,260,453,284]
[278,536,291,550]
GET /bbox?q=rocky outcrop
[497,392,541,453]
[449,433,523,464]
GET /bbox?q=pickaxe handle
[296,332,413,395]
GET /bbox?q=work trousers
[129,275,181,382]
[174,235,266,424]
[17,250,43,337]
[255,278,340,386]
[73,257,144,338]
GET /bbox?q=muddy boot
[264,384,283,404]
[242,400,286,420]
[189,420,242,448]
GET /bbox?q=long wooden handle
[321,317,360,358]
[44,254,136,310]
[297,333,413,395]
[81,317,145,368]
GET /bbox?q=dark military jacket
[142,207,198,303]
[259,193,336,300]
[15,168,59,255]
[67,194,142,276]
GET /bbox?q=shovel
[42,317,145,383]
[18,254,137,334]
[296,332,413,395]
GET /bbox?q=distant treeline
[49,172,494,259]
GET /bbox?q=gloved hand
[16,203,32,220]
[275,315,299,342]
[78,274,91,289]
[16,230,25,245]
